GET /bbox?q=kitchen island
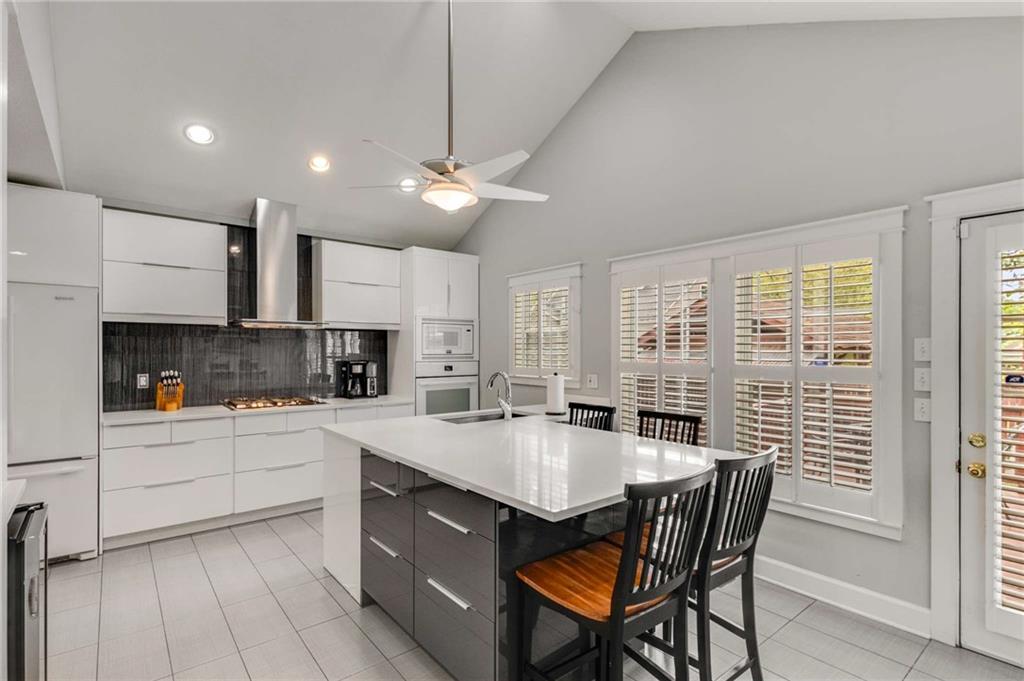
[322,410,742,681]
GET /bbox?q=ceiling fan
[353,0,549,214]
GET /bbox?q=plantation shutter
[508,264,581,382]
[512,289,539,374]
[800,382,873,490]
[735,268,793,366]
[540,286,570,370]
[735,379,794,474]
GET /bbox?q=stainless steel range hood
[232,198,322,329]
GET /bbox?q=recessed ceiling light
[8,250,27,256]
[399,178,419,193]
[308,155,331,173]
[184,124,215,145]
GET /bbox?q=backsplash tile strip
[103,323,387,411]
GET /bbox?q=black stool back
[636,410,701,446]
[567,402,616,431]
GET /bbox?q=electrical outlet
[914,337,932,362]
[137,373,150,389]
[914,398,932,422]
[914,367,932,392]
[586,374,598,389]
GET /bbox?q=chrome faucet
[487,371,513,420]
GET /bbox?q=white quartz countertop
[103,395,414,425]
[322,410,743,522]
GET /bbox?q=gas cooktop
[222,396,326,410]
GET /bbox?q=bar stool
[567,402,616,431]
[690,448,778,681]
[514,467,716,681]
[636,410,702,446]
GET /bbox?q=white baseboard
[755,555,932,639]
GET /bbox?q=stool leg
[740,568,764,681]
[608,636,624,681]
[510,582,524,681]
[660,618,673,644]
[673,604,690,681]
[694,587,713,681]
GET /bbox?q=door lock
[967,462,987,479]
[968,432,987,448]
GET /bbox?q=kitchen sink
[440,412,530,424]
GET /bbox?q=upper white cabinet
[313,240,401,328]
[8,184,100,287]
[403,247,479,320]
[102,209,227,325]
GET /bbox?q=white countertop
[322,410,743,522]
[103,395,414,426]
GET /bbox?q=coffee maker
[335,360,378,398]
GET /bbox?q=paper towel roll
[546,373,566,415]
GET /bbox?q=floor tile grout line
[189,534,249,679]
[768,632,901,681]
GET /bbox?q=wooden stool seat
[604,526,742,572]
[515,540,668,622]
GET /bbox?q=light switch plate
[914,367,932,392]
[137,373,149,389]
[914,337,932,362]
[586,374,598,389]
[914,398,932,422]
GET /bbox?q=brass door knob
[967,462,987,479]
[968,432,987,448]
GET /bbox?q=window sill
[768,498,903,541]
[510,375,581,390]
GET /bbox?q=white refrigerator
[7,283,99,559]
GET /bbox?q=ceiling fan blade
[362,140,446,182]
[473,182,548,202]
[453,150,529,187]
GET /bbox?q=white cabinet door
[8,459,98,558]
[103,209,226,271]
[447,258,479,320]
[234,461,323,513]
[103,261,226,323]
[336,407,378,423]
[320,281,400,325]
[378,404,415,419]
[8,185,100,287]
[104,474,233,537]
[235,429,323,472]
[9,284,98,465]
[412,254,450,317]
[319,241,400,287]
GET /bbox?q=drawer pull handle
[9,465,85,480]
[145,440,196,448]
[265,462,306,472]
[140,262,193,271]
[426,473,468,492]
[143,477,197,489]
[427,510,472,535]
[427,577,472,611]
[368,480,399,498]
[368,535,400,559]
[263,431,292,438]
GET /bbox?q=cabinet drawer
[361,531,414,635]
[378,404,414,419]
[337,407,377,424]
[235,413,287,436]
[103,261,226,321]
[103,421,171,449]
[287,410,335,432]
[103,209,226,271]
[103,473,233,537]
[8,459,98,558]
[234,461,323,513]
[362,476,414,561]
[361,451,402,490]
[236,429,322,472]
[318,281,400,325]
[172,417,233,442]
[414,569,494,681]
[103,437,233,491]
[413,471,496,541]
[414,504,495,621]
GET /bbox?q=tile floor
[45,510,1022,681]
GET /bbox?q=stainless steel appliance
[222,396,325,410]
[366,361,379,398]
[7,283,98,560]
[7,502,47,681]
[336,360,373,398]
[417,319,476,360]
[415,361,479,415]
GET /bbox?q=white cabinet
[313,240,401,328]
[7,459,98,559]
[104,475,233,538]
[403,247,478,320]
[335,403,414,423]
[102,209,227,325]
[235,462,323,514]
[8,184,100,287]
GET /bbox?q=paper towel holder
[545,372,568,416]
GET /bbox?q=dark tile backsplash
[103,323,388,412]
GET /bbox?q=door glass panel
[424,388,471,415]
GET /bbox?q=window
[610,207,904,537]
[508,263,581,386]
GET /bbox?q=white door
[447,258,479,320]
[960,210,1024,666]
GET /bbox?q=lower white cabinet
[104,474,234,537]
[8,459,98,559]
[235,429,323,472]
[235,461,323,513]
[103,438,232,491]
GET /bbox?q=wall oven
[417,319,476,360]
[415,361,479,416]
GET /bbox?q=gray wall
[456,18,1024,607]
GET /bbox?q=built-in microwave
[418,319,476,360]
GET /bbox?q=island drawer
[414,504,495,621]
[413,470,496,541]
[362,477,415,561]
[414,568,494,681]
[361,451,413,495]
[361,530,414,635]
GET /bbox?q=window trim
[609,206,906,538]
[508,262,582,388]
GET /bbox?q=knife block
[156,383,185,412]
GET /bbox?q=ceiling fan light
[420,182,478,213]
